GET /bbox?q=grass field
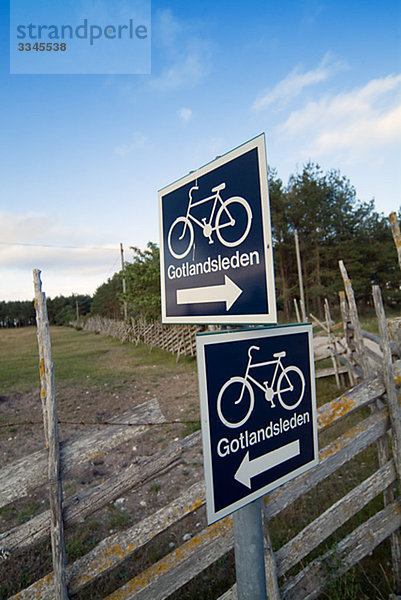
[0,324,398,599]
[0,326,196,396]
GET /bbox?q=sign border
[196,324,318,524]
[158,133,277,324]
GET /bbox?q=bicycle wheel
[167,217,194,259]
[217,376,254,428]
[215,197,252,248]
[277,366,305,410]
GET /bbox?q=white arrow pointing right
[176,275,243,311]
[234,440,300,489]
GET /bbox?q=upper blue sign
[159,134,276,324]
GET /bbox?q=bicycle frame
[180,185,234,240]
[235,347,287,405]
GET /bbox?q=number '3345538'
[18,42,67,51]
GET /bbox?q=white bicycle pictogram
[167,182,253,259]
[217,345,305,429]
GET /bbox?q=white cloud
[150,43,213,91]
[0,212,120,300]
[149,9,214,91]
[177,107,193,123]
[155,8,183,52]
[0,212,58,243]
[114,133,150,157]
[279,73,401,161]
[252,53,346,111]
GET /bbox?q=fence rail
[80,315,202,359]
[3,353,401,599]
[2,268,401,599]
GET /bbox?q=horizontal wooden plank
[275,460,397,576]
[7,364,399,600]
[219,427,396,600]
[8,480,206,600]
[264,406,390,520]
[217,585,236,600]
[67,481,205,595]
[17,407,389,599]
[317,375,384,431]
[281,498,401,600]
[0,398,164,508]
[0,432,201,557]
[315,366,348,378]
[103,518,234,600]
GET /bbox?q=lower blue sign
[196,324,318,524]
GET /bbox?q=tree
[268,168,297,320]
[0,300,35,327]
[270,162,399,319]
[91,273,123,320]
[123,242,161,320]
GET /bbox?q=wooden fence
[1,272,401,598]
[80,315,202,359]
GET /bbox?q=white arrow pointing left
[234,440,300,489]
[176,275,243,311]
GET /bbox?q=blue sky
[1,0,400,301]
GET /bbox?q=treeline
[269,163,400,319]
[3,162,400,326]
[90,163,400,322]
[0,295,92,328]
[91,243,160,320]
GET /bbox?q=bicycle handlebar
[189,185,199,202]
[248,345,260,359]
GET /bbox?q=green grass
[0,326,196,395]
[0,328,40,394]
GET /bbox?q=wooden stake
[324,298,341,388]
[389,212,401,271]
[120,243,128,321]
[372,286,401,477]
[372,284,401,592]
[338,261,369,378]
[338,291,356,386]
[293,298,301,323]
[294,230,307,322]
[263,521,281,600]
[33,269,69,600]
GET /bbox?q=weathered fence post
[263,522,281,599]
[338,290,356,386]
[33,269,69,600]
[389,212,401,271]
[339,260,369,378]
[294,229,307,322]
[339,263,401,590]
[372,284,401,592]
[324,298,341,389]
[293,298,301,323]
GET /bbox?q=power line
[0,242,117,250]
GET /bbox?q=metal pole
[294,229,306,322]
[233,498,267,600]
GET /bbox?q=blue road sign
[159,134,276,324]
[196,324,318,524]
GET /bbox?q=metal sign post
[233,498,267,600]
